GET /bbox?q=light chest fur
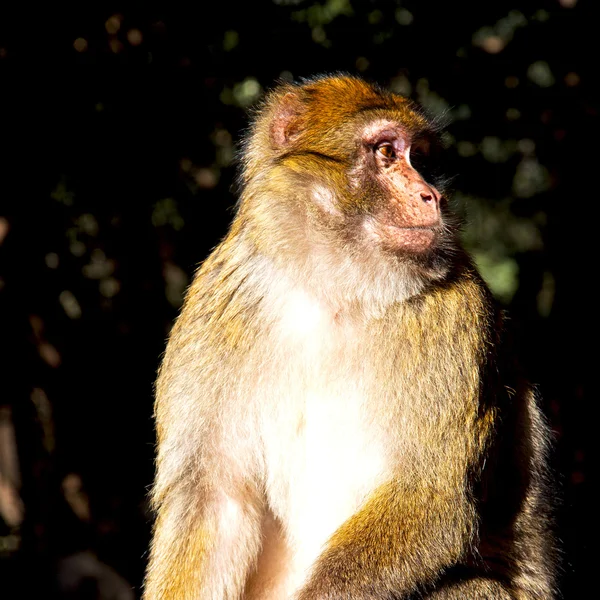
[252,286,388,596]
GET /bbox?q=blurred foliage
[0,0,596,598]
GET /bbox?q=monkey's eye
[375,143,396,159]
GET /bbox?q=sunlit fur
[144,75,557,600]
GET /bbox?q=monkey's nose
[420,192,434,203]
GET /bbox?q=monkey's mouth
[379,224,440,253]
[363,218,441,253]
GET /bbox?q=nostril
[420,192,433,203]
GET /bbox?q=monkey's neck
[223,232,451,321]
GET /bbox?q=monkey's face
[299,110,453,280]
[347,117,446,257]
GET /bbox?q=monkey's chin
[379,225,439,254]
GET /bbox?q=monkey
[143,75,557,600]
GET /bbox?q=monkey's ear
[270,91,305,148]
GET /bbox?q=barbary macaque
[144,76,557,599]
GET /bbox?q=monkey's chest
[253,292,388,590]
[262,289,387,564]
[262,363,387,582]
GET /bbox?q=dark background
[0,1,594,598]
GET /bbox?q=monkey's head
[239,75,460,306]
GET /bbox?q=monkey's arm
[143,482,264,600]
[296,479,477,600]
[144,253,271,600]
[296,482,545,600]
[143,318,265,598]
[144,395,264,600]
[297,390,556,600]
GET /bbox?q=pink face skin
[361,120,442,254]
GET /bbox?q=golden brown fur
[144,75,557,600]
